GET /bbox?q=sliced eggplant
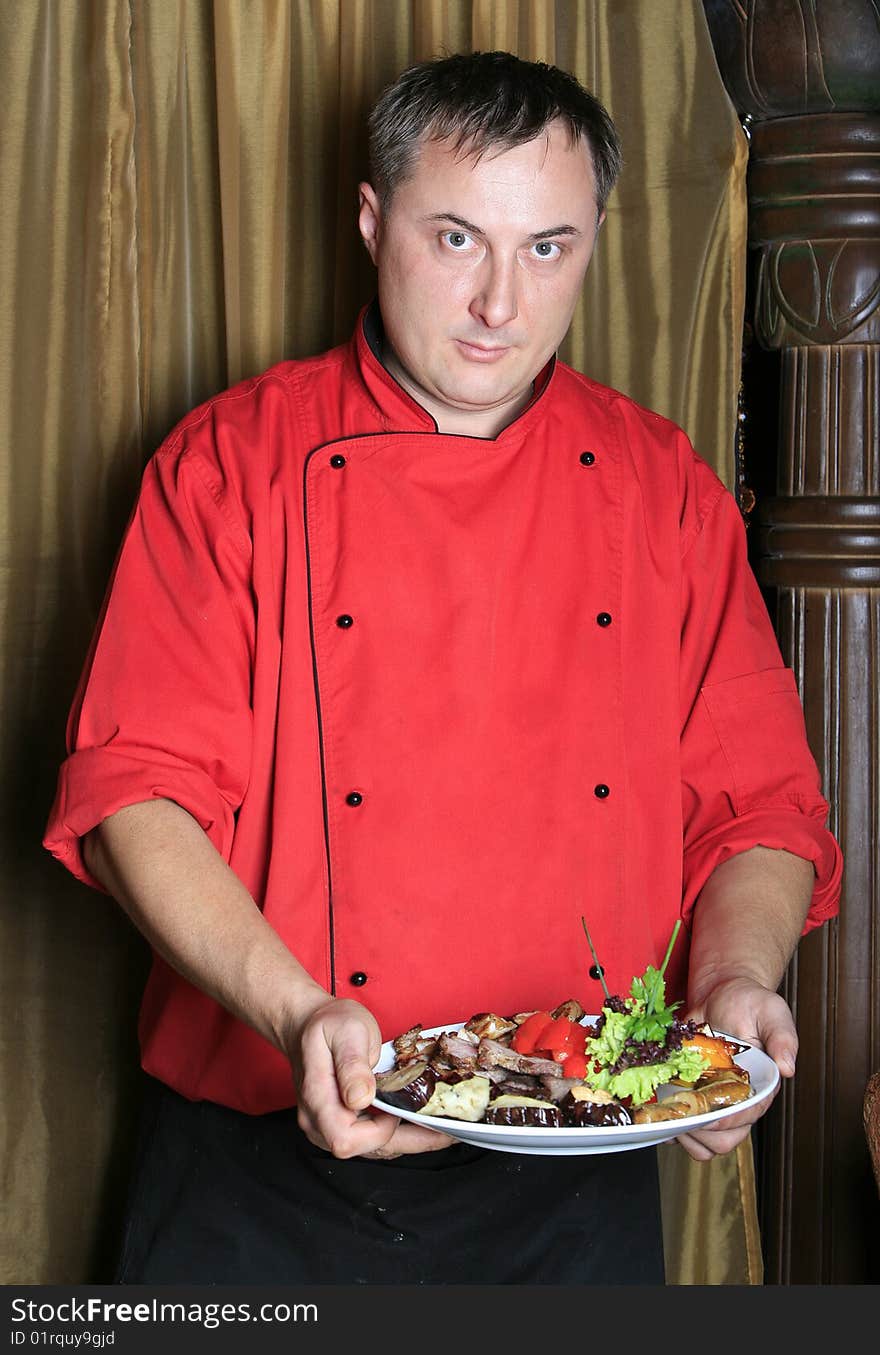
[419,1073,492,1122]
[551,998,587,1024]
[559,1090,633,1128]
[484,1095,562,1128]
[374,1059,437,1112]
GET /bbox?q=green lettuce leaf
[585,1010,631,1070]
[586,1045,709,1107]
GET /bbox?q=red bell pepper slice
[513,1013,589,1066]
[536,1017,588,1060]
[561,1051,589,1080]
[538,1016,577,1059]
[511,1010,553,1055]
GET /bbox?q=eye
[442,229,473,250]
[530,240,561,260]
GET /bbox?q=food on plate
[576,918,704,1105]
[632,1072,753,1123]
[678,1031,744,1074]
[484,1095,562,1128]
[373,934,757,1131]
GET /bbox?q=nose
[469,252,518,330]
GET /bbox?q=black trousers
[115,1076,665,1285]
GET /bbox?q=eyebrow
[424,212,583,241]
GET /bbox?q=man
[44,51,841,1284]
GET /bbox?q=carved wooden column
[703,1,880,1284]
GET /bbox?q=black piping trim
[302,447,336,994]
[304,361,557,451]
[366,363,558,442]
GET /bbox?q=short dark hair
[368,50,622,214]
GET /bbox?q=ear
[596,209,606,231]
[358,182,383,263]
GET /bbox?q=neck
[382,347,534,439]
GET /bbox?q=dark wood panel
[703,0,880,1285]
[761,589,880,1282]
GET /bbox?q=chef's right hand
[289,996,455,1160]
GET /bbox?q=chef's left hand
[673,976,795,1161]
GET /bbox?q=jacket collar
[351,299,557,441]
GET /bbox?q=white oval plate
[371,1020,780,1155]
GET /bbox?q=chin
[444,363,521,402]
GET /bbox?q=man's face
[358,120,603,432]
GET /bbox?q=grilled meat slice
[433,1031,480,1072]
[477,1037,562,1078]
[539,1074,586,1103]
[463,1012,518,1042]
[488,1074,544,1099]
[392,1025,439,1066]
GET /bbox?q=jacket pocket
[699,667,819,814]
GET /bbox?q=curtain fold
[0,0,753,1284]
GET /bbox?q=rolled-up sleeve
[43,436,255,889]
[678,477,842,931]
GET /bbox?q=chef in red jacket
[44,51,841,1284]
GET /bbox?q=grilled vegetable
[484,1095,562,1128]
[633,1089,712,1123]
[681,1031,740,1071]
[691,1075,753,1110]
[510,1010,554,1054]
[560,1091,633,1128]
[374,1059,437,1112]
[419,1074,492,1122]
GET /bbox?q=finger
[761,1027,798,1078]
[675,1123,752,1160]
[297,1101,399,1158]
[335,1052,377,1112]
[299,1016,378,1113]
[326,1027,381,1112]
[299,1103,454,1159]
[674,1131,716,1162]
[360,1118,457,1159]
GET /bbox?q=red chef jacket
[44,304,843,1115]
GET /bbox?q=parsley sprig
[626,919,682,1041]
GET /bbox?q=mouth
[454,339,512,363]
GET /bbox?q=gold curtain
[0,0,752,1285]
